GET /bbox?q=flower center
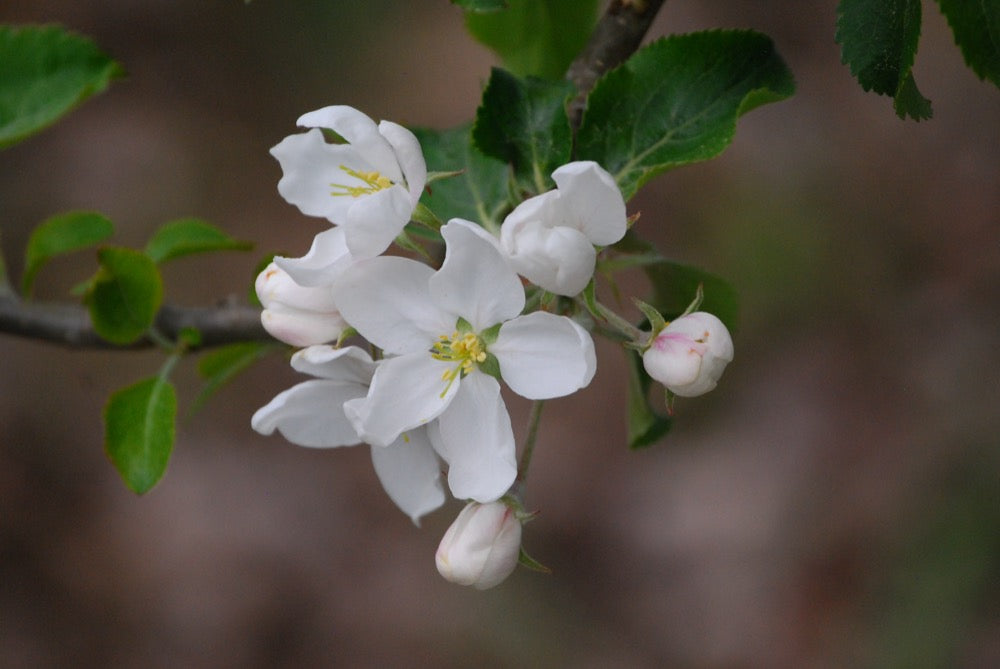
[329,165,393,198]
[431,331,487,397]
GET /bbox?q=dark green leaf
[144,218,252,264]
[645,260,739,333]
[104,375,177,494]
[0,25,123,148]
[936,0,1000,88]
[473,68,574,195]
[464,0,599,79]
[836,0,932,120]
[625,348,672,450]
[86,247,163,344]
[21,210,114,295]
[453,0,507,11]
[412,124,510,230]
[192,341,277,415]
[577,31,796,200]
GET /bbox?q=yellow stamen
[430,331,488,398]
[330,165,393,198]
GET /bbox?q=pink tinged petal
[344,353,459,447]
[434,373,516,503]
[492,311,597,399]
[296,106,404,184]
[270,129,365,222]
[431,220,525,330]
[289,345,376,384]
[255,262,338,312]
[273,227,353,287]
[251,379,366,448]
[503,221,596,296]
[643,333,704,387]
[551,161,627,246]
[378,120,427,204]
[333,256,451,354]
[370,427,446,525]
[342,184,413,259]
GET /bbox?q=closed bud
[255,262,346,346]
[642,312,733,397]
[435,501,522,590]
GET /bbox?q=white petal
[434,373,516,503]
[261,304,345,347]
[289,345,376,383]
[297,106,403,184]
[370,427,446,525]
[431,220,525,330]
[503,221,596,296]
[251,379,365,448]
[378,120,427,204]
[342,185,413,259]
[344,353,459,447]
[270,129,364,222]
[551,161,627,246]
[256,261,339,311]
[491,311,597,399]
[273,227,353,287]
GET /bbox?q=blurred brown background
[1,1,998,667]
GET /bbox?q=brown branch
[567,0,668,128]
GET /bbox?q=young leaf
[463,0,599,80]
[625,348,672,450]
[473,68,574,195]
[412,124,510,230]
[836,0,932,120]
[0,25,123,149]
[576,30,795,200]
[935,0,1000,88]
[21,210,114,295]
[86,247,163,344]
[191,341,277,415]
[645,260,739,332]
[104,375,177,494]
[144,218,252,264]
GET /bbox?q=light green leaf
[836,0,932,120]
[144,218,252,264]
[412,124,510,231]
[936,0,1000,88]
[576,30,795,200]
[463,0,599,79]
[191,341,277,416]
[86,247,163,344]
[104,374,177,494]
[21,210,114,295]
[473,67,574,195]
[625,348,672,450]
[0,25,123,148]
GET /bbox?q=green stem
[517,400,545,483]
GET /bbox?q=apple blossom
[499,161,627,296]
[334,219,596,503]
[255,262,347,347]
[270,105,427,260]
[251,346,446,524]
[642,312,734,397]
[436,500,522,589]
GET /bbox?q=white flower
[436,500,522,590]
[499,161,627,296]
[642,312,734,397]
[251,345,446,524]
[255,262,347,346]
[270,105,427,260]
[334,219,597,503]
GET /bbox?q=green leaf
[0,25,123,149]
[104,374,177,494]
[473,68,575,195]
[21,210,114,295]
[836,0,932,120]
[144,218,252,264]
[625,348,672,450]
[935,0,1000,88]
[86,247,163,345]
[645,260,739,333]
[577,30,796,200]
[412,124,510,230]
[453,0,507,11]
[463,0,599,79]
[191,341,276,415]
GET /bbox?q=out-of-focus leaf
[144,218,252,264]
[104,374,176,494]
[645,260,739,332]
[0,25,123,148]
[936,0,1000,88]
[192,341,277,415]
[86,247,163,344]
[453,0,507,11]
[625,348,672,450]
[21,210,113,295]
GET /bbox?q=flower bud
[642,312,733,397]
[435,501,522,590]
[255,262,347,346]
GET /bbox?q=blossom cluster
[252,106,732,589]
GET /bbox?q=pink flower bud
[642,312,733,397]
[255,262,347,346]
[435,501,522,590]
